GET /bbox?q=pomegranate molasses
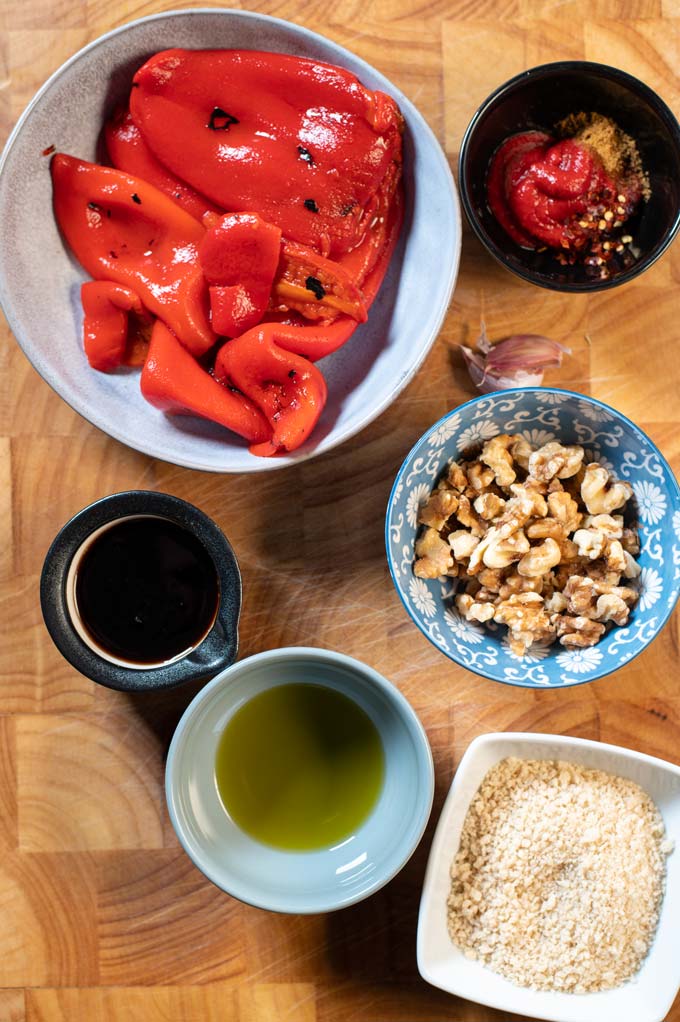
[74,516,219,664]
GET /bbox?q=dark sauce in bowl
[74,516,219,664]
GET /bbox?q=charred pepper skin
[129,49,403,257]
[273,239,368,323]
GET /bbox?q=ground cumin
[557,111,651,200]
[447,757,672,993]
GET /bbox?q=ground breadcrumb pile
[447,757,672,993]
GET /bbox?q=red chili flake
[42,144,56,156]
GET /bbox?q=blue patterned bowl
[386,388,680,688]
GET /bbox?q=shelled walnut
[412,435,641,656]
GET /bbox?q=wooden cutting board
[1,2,679,1020]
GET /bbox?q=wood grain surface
[2,2,680,1020]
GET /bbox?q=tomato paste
[487,127,643,266]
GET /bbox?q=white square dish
[417,732,680,1022]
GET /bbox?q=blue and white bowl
[386,388,680,688]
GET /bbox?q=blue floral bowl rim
[384,386,680,689]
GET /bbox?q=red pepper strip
[337,157,402,288]
[272,240,368,324]
[214,330,327,456]
[267,178,404,361]
[202,175,402,376]
[130,49,403,257]
[208,285,260,338]
[104,108,223,222]
[141,320,272,444]
[81,281,143,371]
[51,154,216,357]
[199,213,282,336]
[257,313,357,362]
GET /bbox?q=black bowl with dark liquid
[458,61,680,291]
[40,491,242,691]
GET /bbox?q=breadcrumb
[447,757,671,993]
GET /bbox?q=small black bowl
[459,61,680,291]
[40,491,242,692]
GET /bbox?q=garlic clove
[486,334,570,375]
[460,345,488,389]
[462,329,570,393]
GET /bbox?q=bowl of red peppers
[0,9,460,471]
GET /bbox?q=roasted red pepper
[253,316,356,363]
[207,286,258,339]
[215,330,327,456]
[51,154,216,357]
[267,176,404,361]
[141,320,272,444]
[201,170,404,363]
[199,213,281,336]
[52,47,405,459]
[273,240,367,323]
[129,49,403,257]
[201,212,369,327]
[337,157,403,288]
[81,281,143,371]
[104,108,223,223]
[124,312,154,367]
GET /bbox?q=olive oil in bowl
[214,683,385,851]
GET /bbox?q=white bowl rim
[165,645,435,913]
[0,7,461,474]
[385,385,680,688]
[417,730,680,1022]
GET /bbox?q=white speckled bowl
[0,9,460,473]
